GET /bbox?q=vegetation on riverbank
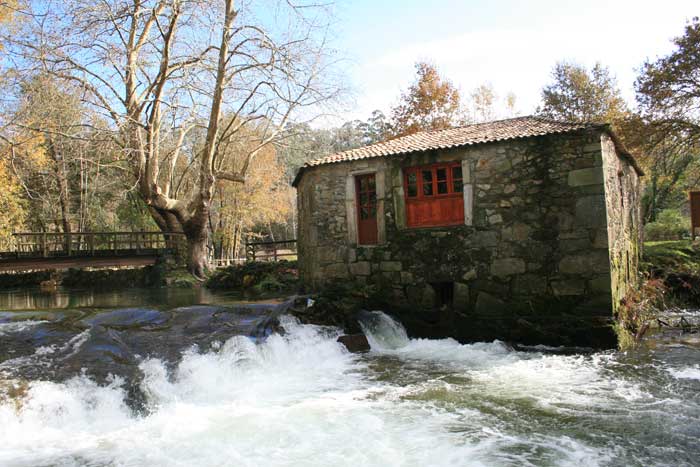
[617,240,700,347]
[206,261,299,294]
[641,240,700,306]
[0,266,168,290]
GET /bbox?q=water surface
[0,287,698,467]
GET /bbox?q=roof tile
[292,116,643,186]
[304,116,595,167]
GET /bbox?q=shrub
[644,209,690,241]
[206,260,298,292]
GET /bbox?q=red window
[404,162,464,228]
[356,173,378,244]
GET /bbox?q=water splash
[0,310,698,466]
[669,365,700,380]
[0,320,48,336]
[358,310,409,350]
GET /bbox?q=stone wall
[600,133,643,311]
[296,128,641,347]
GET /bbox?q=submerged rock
[337,334,370,352]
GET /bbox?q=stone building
[293,116,643,347]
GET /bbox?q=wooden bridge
[0,232,186,272]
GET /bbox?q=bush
[644,209,690,241]
[206,260,298,292]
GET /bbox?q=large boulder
[337,334,370,352]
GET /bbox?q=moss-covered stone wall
[600,133,643,313]
[296,128,642,347]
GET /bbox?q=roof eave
[602,125,645,177]
[291,166,306,187]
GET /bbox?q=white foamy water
[0,313,697,466]
[0,320,48,336]
[669,365,700,380]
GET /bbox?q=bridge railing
[245,239,297,262]
[3,232,187,259]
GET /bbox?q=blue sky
[329,0,698,122]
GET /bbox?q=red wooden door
[356,174,378,245]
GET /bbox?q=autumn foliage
[390,62,462,137]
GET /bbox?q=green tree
[538,62,628,124]
[390,62,462,137]
[636,17,700,145]
[635,18,700,221]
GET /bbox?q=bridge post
[41,233,47,258]
[65,233,72,256]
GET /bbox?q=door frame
[355,173,378,245]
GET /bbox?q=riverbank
[641,240,700,305]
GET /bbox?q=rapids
[0,289,699,467]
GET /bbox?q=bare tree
[3,0,340,277]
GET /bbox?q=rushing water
[0,288,699,467]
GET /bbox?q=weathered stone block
[349,261,371,276]
[568,167,604,187]
[462,268,477,281]
[592,229,609,249]
[453,282,470,309]
[575,196,607,227]
[590,274,612,293]
[421,285,436,308]
[472,230,498,247]
[488,214,503,224]
[560,238,592,253]
[380,261,402,272]
[502,222,531,242]
[318,246,339,264]
[400,271,414,284]
[475,292,505,313]
[491,258,526,277]
[551,279,585,296]
[559,251,610,274]
[324,263,349,278]
[513,274,547,295]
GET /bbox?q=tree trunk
[47,135,72,234]
[186,229,209,280]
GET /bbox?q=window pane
[369,192,377,204]
[359,177,367,191]
[422,170,433,183]
[438,181,448,194]
[436,168,447,181]
[453,180,463,192]
[423,182,433,196]
[360,206,369,219]
[407,172,417,197]
[452,166,463,181]
[360,193,368,205]
[369,205,377,217]
[368,175,376,191]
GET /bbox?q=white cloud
[339,1,694,122]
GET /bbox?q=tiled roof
[304,116,594,167]
[292,116,642,186]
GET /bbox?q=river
[0,287,699,467]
